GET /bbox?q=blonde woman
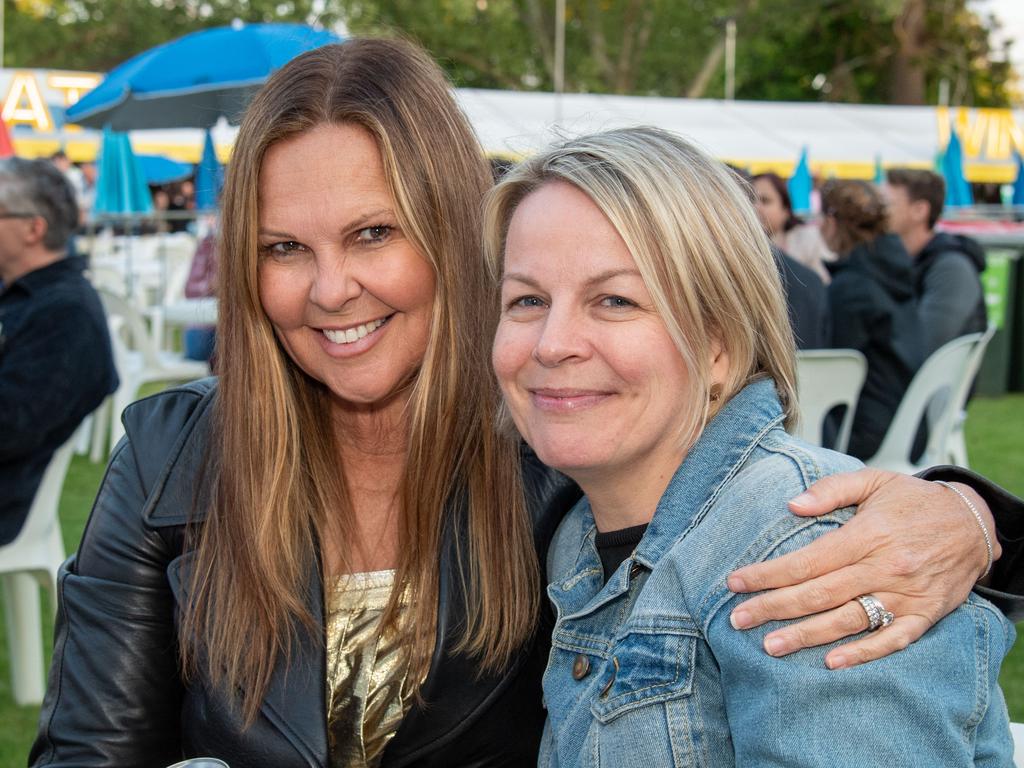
[486,127,1014,766]
[31,43,1023,767]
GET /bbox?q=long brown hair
[182,38,538,723]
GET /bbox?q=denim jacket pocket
[590,615,698,724]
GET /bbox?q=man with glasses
[0,157,117,545]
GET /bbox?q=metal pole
[554,0,565,122]
[725,18,736,100]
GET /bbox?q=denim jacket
[540,379,1014,767]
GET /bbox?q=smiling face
[492,181,701,488]
[257,123,436,413]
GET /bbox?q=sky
[973,0,1024,92]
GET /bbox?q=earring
[709,383,722,403]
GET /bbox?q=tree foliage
[4,0,343,72]
[339,0,1019,106]
[5,0,1018,107]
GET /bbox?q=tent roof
[456,89,1024,181]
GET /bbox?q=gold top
[325,570,414,768]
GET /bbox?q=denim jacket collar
[635,377,785,568]
[550,378,785,616]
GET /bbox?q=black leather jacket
[29,379,579,767]
[29,380,1024,766]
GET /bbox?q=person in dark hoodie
[820,179,923,460]
[884,168,987,355]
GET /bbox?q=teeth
[323,317,387,345]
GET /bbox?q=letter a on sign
[2,74,52,131]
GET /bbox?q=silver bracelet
[934,480,993,580]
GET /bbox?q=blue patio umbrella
[94,127,153,215]
[941,129,973,208]
[137,154,193,185]
[787,148,812,215]
[67,23,342,130]
[1012,151,1024,207]
[195,129,223,210]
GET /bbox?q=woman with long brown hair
[29,39,1024,767]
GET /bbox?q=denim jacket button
[629,562,643,579]
[572,653,591,680]
[600,656,619,698]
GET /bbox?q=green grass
[1,392,1023,764]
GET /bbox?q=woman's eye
[508,295,546,310]
[261,241,304,258]
[600,295,636,309]
[356,225,392,243]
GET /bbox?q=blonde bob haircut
[184,38,537,723]
[484,126,798,451]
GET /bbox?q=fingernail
[790,491,813,508]
[730,609,752,629]
[764,636,789,656]
[727,574,746,592]
[827,653,848,669]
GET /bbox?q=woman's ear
[709,335,730,387]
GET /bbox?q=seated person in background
[820,179,923,460]
[182,225,218,364]
[0,158,118,545]
[885,168,988,355]
[752,171,835,283]
[486,127,1013,768]
[736,168,829,348]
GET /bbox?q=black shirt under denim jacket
[0,256,118,545]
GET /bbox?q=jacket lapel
[144,383,329,767]
[258,561,328,767]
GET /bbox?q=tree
[4,0,1016,107]
[338,0,1018,106]
[4,0,343,71]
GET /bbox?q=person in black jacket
[0,157,117,545]
[821,179,923,460]
[727,167,830,349]
[29,42,1024,768]
[774,245,831,349]
[885,167,988,355]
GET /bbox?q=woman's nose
[309,254,362,311]
[532,305,588,367]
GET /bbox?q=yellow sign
[0,70,102,132]
[936,106,1024,161]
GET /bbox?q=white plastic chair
[864,333,983,475]
[794,349,867,453]
[944,325,996,467]
[1012,722,1024,767]
[92,287,209,459]
[0,436,74,705]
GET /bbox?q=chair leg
[73,415,93,456]
[89,398,110,463]
[1,573,46,706]
[109,389,134,454]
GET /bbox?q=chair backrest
[98,286,161,368]
[795,349,867,452]
[866,332,983,471]
[0,436,73,563]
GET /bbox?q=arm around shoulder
[708,517,1015,767]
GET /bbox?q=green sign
[982,250,1014,330]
